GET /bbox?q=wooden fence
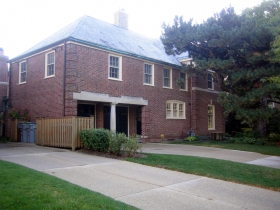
[36,116,94,150]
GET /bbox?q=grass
[0,160,138,210]
[126,154,280,191]
[170,140,280,156]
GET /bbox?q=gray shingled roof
[11,15,182,67]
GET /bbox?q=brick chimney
[114,9,128,29]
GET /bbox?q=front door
[116,106,128,135]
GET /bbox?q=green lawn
[170,140,280,156]
[126,154,280,191]
[0,160,138,210]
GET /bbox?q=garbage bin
[18,123,29,143]
[18,122,36,143]
[27,123,36,143]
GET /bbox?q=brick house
[7,11,225,142]
[0,48,9,136]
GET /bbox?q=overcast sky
[0,0,263,59]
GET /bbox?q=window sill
[179,89,188,92]
[44,75,55,79]
[163,86,172,89]
[208,88,214,91]
[208,128,216,130]
[166,117,186,120]
[18,82,26,85]
[143,83,154,86]
[108,78,122,81]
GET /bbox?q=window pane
[208,106,214,129]
[21,72,26,83]
[208,73,213,89]
[180,72,186,89]
[164,69,170,87]
[144,64,152,84]
[48,64,54,76]
[110,56,119,79]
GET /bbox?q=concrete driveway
[142,143,280,169]
[0,142,280,210]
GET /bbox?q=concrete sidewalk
[142,143,280,169]
[0,142,279,210]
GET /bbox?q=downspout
[62,41,67,117]
[190,76,193,131]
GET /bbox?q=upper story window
[208,105,215,130]
[179,72,188,91]
[166,100,185,119]
[19,61,27,84]
[45,51,55,78]
[144,63,154,86]
[207,72,214,89]
[109,55,122,81]
[163,68,172,88]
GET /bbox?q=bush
[0,136,10,143]
[268,132,280,142]
[80,128,110,152]
[108,132,127,155]
[80,129,142,156]
[123,135,142,157]
[186,136,197,141]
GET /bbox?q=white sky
[0,0,263,59]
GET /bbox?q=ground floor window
[166,100,185,119]
[208,105,215,129]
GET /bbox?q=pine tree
[161,0,280,136]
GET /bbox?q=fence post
[72,116,77,151]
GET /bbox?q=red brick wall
[9,42,225,141]
[0,54,8,136]
[64,43,190,140]
[9,46,64,120]
[191,75,225,135]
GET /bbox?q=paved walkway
[142,143,280,169]
[0,142,279,210]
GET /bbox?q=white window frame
[166,100,185,119]
[163,68,172,88]
[45,51,55,78]
[19,61,27,84]
[108,54,122,81]
[179,72,188,91]
[207,71,214,90]
[208,105,215,130]
[143,63,154,86]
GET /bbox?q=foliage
[108,132,127,155]
[127,154,280,191]
[0,160,138,210]
[175,77,185,87]
[186,136,197,141]
[80,129,142,156]
[8,108,31,122]
[0,136,10,143]
[80,128,110,152]
[0,111,5,123]
[161,0,280,137]
[123,135,142,157]
[268,132,280,142]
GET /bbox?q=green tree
[161,0,280,136]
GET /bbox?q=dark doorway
[78,104,95,117]
[136,106,142,135]
[103,105,128,135]
[116,106,128,136]
[104,106,111,130]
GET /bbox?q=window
[144,63,154,85]
[207,72,214,89]
[166,100,185,119]
[45,51,55,77]
[19,61,27,83]
[109,55,122,80]
[208,105,215,129]
[179,72,188,90]
[163,68,171,88]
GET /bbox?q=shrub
[123,135,142,157]
[268,132,280,142]
[80,128,110,152]
[186,136,197,141]
[108,132,127,155]
[0,136,10,143]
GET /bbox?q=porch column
[110,103,117,131]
